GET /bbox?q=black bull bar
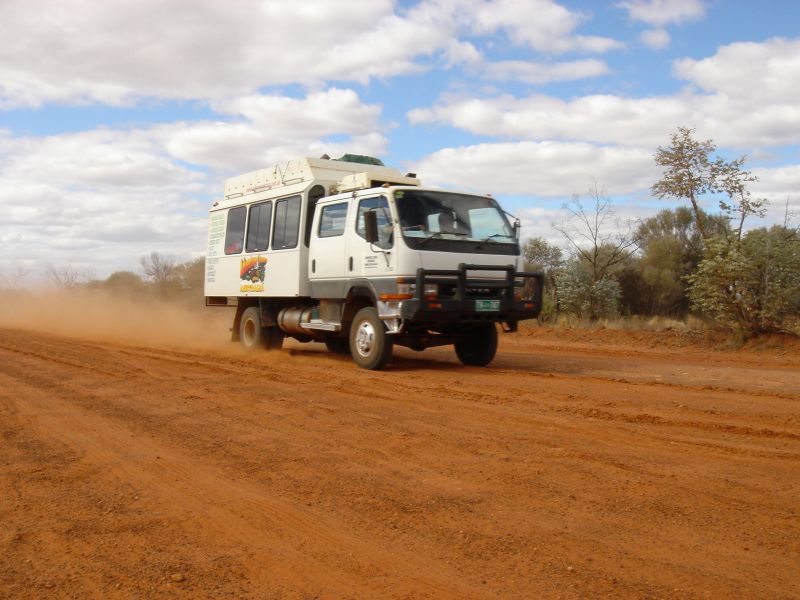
[398,263,544,330]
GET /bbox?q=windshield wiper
[418,230,469,247]
[475,234,509,249]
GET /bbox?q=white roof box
[224,156,420,199]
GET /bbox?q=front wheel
[454,323,498,366]
[349,307,393,370]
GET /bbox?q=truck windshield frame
[394,189,518,255]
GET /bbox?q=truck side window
[272,195,301,250]
[356,196,393,249]
[224,206,246,255]
[246,201,272,253]
[318,203,348,237]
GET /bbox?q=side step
[300,321,341,332]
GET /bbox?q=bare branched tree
[0,266,30,289]
[43,263,86,288]
[715,156,768,242]
[141,250,176,281]
[140,252,181,298]
[554,181,640,284]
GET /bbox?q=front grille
[437,283,504,300]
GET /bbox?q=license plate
[475,300,500,312]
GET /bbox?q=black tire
[264,326,284,350]
[349,307,393,370]
[454,323,498,366]
[239,306,283,351]
[325,336,350,355]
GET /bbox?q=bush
[556,259,621,320]
[687,227,800,335]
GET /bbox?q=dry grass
[550,314,708,333]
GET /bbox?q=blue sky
[1,0,798,281]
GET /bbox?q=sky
[1,0,799,282]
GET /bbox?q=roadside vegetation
[525,127,800,338]
[2,128,797,340]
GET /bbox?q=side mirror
[513,219,520,240]
[364,209,379,243]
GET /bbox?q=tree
[43,263,87,288]
[0,266,30,290]
[88,270,147,296]
[652,127,718,239]
[553,181,638,319]
[173,257,206,304]
[620,207,728,316]
[140,252,178,297]
[715,157,768,241]
[652,127,767,242]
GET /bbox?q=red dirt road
[1,322,798,599]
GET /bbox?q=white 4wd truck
[204,155,542,370]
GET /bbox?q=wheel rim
[242,318,257,345]
[354,319,375,357]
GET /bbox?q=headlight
[380,281,438,301]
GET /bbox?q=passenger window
[272,195,301,250]
[246,201,272,252]
[319,203,348,237]
[224,206,246,255]
[356,196,393,249]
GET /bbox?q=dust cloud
[0,289,235,351]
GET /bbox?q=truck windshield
[394,190,517,254]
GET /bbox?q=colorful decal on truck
[240,256,267,292]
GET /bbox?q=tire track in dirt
[2,326,799,599]
[0,348,484,598]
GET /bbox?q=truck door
[348,195,395,279]
[309,200,349,297]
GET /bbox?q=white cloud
[409,36,800,149]
[483,59,609,84]
[411,141,657,197]
[617,0,706,26]
[161,89,388,172]
[0,128,209,276]
[674,37,800,105]
[409,93,692,146]
[0,88,388,276]
[468,0,623,53]
[752,164,800,224]
[0,0,441,108]
[0,0,624,108]
[640,28,671,50]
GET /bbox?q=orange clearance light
[428,302,442,309]
[524,302,534,309]
[380,293,413,301]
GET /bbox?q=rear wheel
[349,307,393,370]
[239,306,283,351]
[454,323,498,366]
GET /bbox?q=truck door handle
[349,256,353,271]
[311,259,315,273]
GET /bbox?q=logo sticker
[240,256,267,292]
